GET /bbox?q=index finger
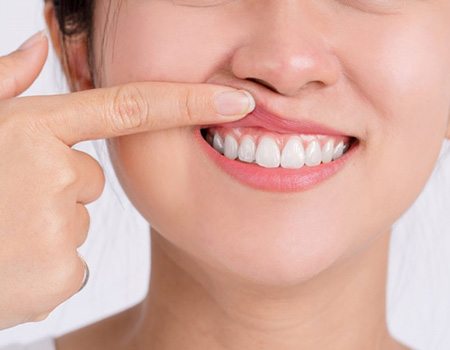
[9,81,255,147]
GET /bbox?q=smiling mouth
[200,126,358,169]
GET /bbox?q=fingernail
[214,90,256,117]
[18,30,46,51]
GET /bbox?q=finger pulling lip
[202,102,356,138]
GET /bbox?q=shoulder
[0,337,55,350]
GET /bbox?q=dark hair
[52,0,94,37]
[50,0,125,87]
[46,0,96,87]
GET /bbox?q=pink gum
[207,127,351,149]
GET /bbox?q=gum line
[206,126,351,149]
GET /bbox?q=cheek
[336,12,450,217]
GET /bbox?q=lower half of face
[98,0,450,287]
[106,117,444,287]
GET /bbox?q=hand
[0,31,254,330]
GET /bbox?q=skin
[0,20,249,331]
[44,0,450,349]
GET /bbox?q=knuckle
[178,87,197,124]
[89,157,106,198]
[40,215,71,252]
[48,254,84,299]
[77,205,90,247]
[109,84,150,132]
[54,166,79,189]
[72,150,106,203]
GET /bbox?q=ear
[44,1,94,91]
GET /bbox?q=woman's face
[91,0,450,286]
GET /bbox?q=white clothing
[1,338,55,350]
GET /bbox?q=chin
[152,215,354,289]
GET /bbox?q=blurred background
[1,2,450,349]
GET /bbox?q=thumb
[0,31,48,100]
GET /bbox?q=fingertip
[213,89,256,118]
[18,30,48,52]
[241,89,256,114]
[0,31,49,98]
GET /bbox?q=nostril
[246,77,279,93]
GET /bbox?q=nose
[230,2,340,97]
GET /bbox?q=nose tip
[234,46,340,97]
[230,4,341,97]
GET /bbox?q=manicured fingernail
[18,30,46,51]
[214,90,256,117]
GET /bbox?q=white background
[1,2,450,349]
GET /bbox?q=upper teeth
[206,128,350,169]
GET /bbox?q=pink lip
[194,128,359,193]
[201,104,351,136]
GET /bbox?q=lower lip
[193,128,359,193]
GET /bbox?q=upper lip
[201,89,354,137]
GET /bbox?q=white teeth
[213,133,224,154]
[305,140,322,166]
[332,141,344,160]
[301,134,317,143]
[255,136,280,168]
[238,135,256,163]
[208,129,352,167]
[280,136,305,169]
[321,139,334,164]
[224,134,238,160]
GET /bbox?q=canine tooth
[280,136,305,169]
[321,139,334,163]
[332,141,344,160]
[224,134,238,159]
[255,136,280,168]
[213,133,224,154]
[238,135,256,163]
[305,140,322,166]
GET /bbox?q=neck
[127,227,406,350]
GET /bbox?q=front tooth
[255,136,281,168]
[238,135,256,163]
[321,139,334,163]
[301,134,316,143]
[224,134,238,159]
[332,141,344,160]
[305,140,322,166]
[213,133,224,154]
[280,136,305,169]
